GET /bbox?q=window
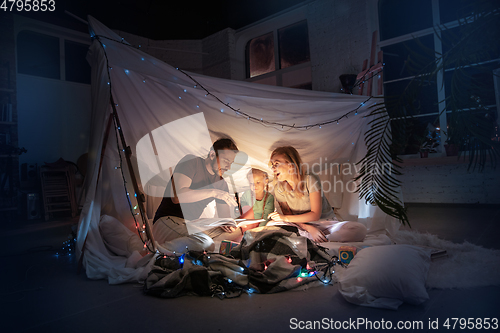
[65,40,91,84]
[246,32,275,78]
[379,0,500,156]
[245,20,311,90]
[17,30,60,79]
[278,21,310,69]
[17,30,91,84]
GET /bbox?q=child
[239,168,274,227]
[267,146,367,243]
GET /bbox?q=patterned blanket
[143,226,337,298]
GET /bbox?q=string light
[176,67,375,131]
[94,36,380,131]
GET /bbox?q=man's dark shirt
[153,155,229,222]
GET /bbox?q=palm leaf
[355,103,408,226]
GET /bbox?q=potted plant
[444,138,459,156]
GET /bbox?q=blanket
[143,226,337,298]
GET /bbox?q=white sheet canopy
[76,17,401,283]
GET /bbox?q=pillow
[99,215,144,257]
[337,244,431,310]
[327,221,367,242]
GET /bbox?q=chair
[40,160,77,221]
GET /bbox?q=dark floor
[0,204,499,333]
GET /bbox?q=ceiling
[15,0,308,40]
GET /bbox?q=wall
[17,75,91,165]
[202,28,236,79]
[13,15,92,167]
[113,31,204,74]
[307,0,371,93]
[400,161,500,204]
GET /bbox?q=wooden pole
[109,93,157,252]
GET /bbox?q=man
[152,138,243,253]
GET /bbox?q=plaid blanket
[143,226,334,298]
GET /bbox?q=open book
[415,245,448,260]
[185,218,265,235]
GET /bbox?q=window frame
[244,19,311,89]
[14,17,91,85]
[378,0,500,157]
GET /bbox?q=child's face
[249,173,267,193]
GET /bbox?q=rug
[390,230,500,289]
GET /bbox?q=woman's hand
[268,211,287,222]
[301,224,327,243]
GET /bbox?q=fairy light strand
[93,34,379,131]
[95,36,154,253]
[177,67,375,130]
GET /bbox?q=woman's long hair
[270,146,306,196]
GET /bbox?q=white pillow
[99,215,143,257]
[338,244,431,310]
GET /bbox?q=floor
[0,204,499,333]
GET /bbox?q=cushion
[99,215,144,257]
[338,244,431,310]
[327,221,367,242]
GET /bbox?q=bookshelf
[0,61,20,214]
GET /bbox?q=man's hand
[214,190,238,207]
[220,226,237,233]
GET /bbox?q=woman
[267,146,367,243]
